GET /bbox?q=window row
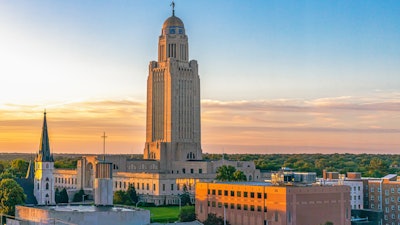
[371,196,400,203]
[208,189,266,199]
[114,181,192,192]
[370,187,400,194]
[208,201,267,212]
[171,168,203,174]
[55,177,76,185]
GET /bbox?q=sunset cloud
[1,93,399,154]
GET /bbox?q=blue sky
[1,0,399,102]
[0,1,399,154]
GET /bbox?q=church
[33,4,261,206]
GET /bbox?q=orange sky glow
[1,94,399,154]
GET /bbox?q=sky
[0,0,399,154]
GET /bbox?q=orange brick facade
[196,182,351,225]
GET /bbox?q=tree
[216,165,247,182]
[126,184,138,204]
[10,159,29,178]
[55,188,61,203]
[0,163,4,174]
[0,171,15,180]
[59,188,69,203]
[232,170,247,181]
[72,189,86,202]
[114,190,131,205]
[216,165,236,181]
[203,213,230,225]
[180,184,191,206]
[179,206,195,222]
[0,179,26,216]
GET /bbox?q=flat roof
[25,205,142,213]
[207,181,274,186]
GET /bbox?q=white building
[319,172,364,210]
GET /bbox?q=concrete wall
[15,206,150,225]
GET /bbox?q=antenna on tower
[101,132,107,161]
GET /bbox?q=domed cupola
[161,1,185,35]
[162,16,185,35]
[158,1,189,62]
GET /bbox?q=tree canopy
[179,206,195,222]
[114,190,131,205]
[72,189,87,202]
[0,179,26,216]
[180,184,191,206]
[55,188,69,204]
[126,184,138,204]
[216,165,247,181]
[10,159,29,178]
[205,153,400,177]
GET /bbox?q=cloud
[0,94,399,154]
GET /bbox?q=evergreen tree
[59,188,69,203]
[72,189,86,202]
[126,184,138,204]
[55,188,61,203]
[180,184,191,206]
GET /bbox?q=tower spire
[171,1,175,16]
[37,110,53,162]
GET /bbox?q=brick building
[196,182,351,225]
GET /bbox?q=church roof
[36,111,54,162]
[15,177,37,205]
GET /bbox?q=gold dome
[162,16,184,29]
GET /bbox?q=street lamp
[178,196,181,212]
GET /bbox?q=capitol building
[28,5,260,207]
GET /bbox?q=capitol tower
[144,4,202,171]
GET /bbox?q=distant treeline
[2,153,399,178]
[203,153,400,178]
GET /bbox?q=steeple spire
[36,110,54,162]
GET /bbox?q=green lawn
[141,206,180,223]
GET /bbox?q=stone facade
[144,12,202,172]
[44,6,260,206]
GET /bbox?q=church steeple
[36,110,54,162]
[34,110,55,205]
